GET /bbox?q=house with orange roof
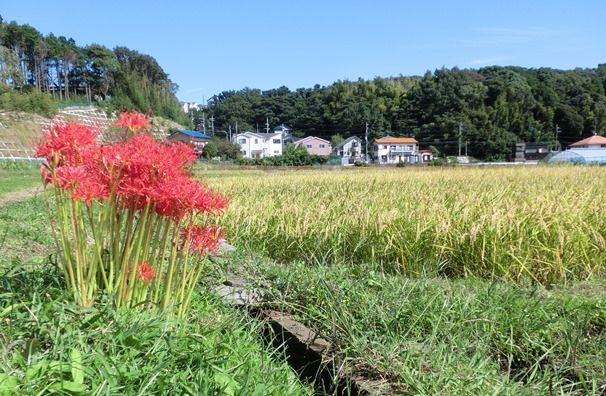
[373,136,432,164]
[568,135,606,149]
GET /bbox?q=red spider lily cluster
[37,112,228,317]
[182,225,224,255]
[114,111,150,133]
[36,121,227,215]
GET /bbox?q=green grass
[0,197,312,395]
[0,164,40,197]
[231,254,606,395]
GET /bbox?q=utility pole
[265,116,270,134]
[465,141,468,157]
[228,125,232,142]
[555,124,561,151]
[235,120,238,135]
[365,122,369,163]
[201,110,206,133]
[210,115,215,136]
[458,122,463,157]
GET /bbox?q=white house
[374,136,432,164]
[274,124,296,144]
[333,136,364,165]
[234,131,283,158]
[181,102,204,113]
[568,135,606,149]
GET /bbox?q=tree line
[198,65,606,160]
[0,16,188,124]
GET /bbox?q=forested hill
[203,65,606,160]
[0,17,189,125]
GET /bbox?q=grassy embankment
[0,162,40,197]
[0,170,311,395]
[203,165,606,395]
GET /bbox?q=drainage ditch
[215,277,395,395]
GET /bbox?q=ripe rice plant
[207,166,606,285]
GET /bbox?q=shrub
[0,87,58,117]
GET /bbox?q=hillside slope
[0,107,185,160]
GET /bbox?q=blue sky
[3,1,605,102]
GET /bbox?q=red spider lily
[136,261,156,284]
[115,111,150,133]
[40,166,53,186]
[53,166,109,207]
[38,112,227,317]
[36,123,98,166]
[181,225,224,255]
[152,176,228,219]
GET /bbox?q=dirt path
[0,186,43,206]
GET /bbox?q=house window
[238,138,246,144]
[390,145,396,149]
[273,139,281,144]
[306,144,312,148]
[319,144,325,148]
[352,142,358,147]
[383,145,388,149]
[406,145,413,151]
[274,150,279,154]
[254,139,258,144]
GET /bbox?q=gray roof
[273,124,291,132]
[237,131,282,139]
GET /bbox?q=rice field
[204,166,606,285]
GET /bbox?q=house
[273,124,296,144]
[233,131,283,158]
[333,136,364,165]
[167,130,210,156]
[419,149,434,163]
[374,136,433,164]
[181,102,204,113]
[548,134,606,165]
[568,135,606,149]
[511,142,551,162]
[294,136,332,156]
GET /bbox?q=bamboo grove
[0,16,188,124]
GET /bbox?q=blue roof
[176,130,211,139]
[548,148,606,164]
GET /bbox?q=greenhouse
[548,148,606,164]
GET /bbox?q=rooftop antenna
[265,116,270,134]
